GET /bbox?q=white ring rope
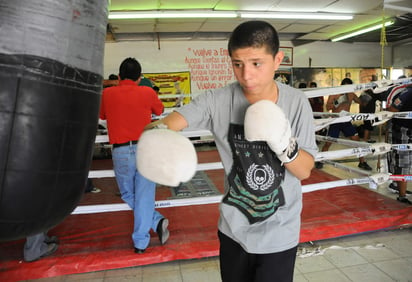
[314,111,412,119]
[315,135,411,152]
[302,77,412,98]
[89,137,392,179]
[322,159,373,177]
[316,135,373,147]
[73,171,410,215]
[315,146,386,161]
[94,129,214,144]
[72,195,224,215]
[313,111,412,132]
[155,94,191,99]
[88,162,224,179]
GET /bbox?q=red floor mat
[1,150,411,281]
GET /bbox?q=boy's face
[230,46,283,97]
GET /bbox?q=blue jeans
[112,143,164,249]
[327,122,357,138]
[24,232,49,261]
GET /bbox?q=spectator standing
[100,57,169,253]
[319,78,372,170]
[308,81,324,114]
[359,74,379,143]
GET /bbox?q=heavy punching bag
[0,0,108,241]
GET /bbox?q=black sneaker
[358,162,372,171]
[90,187,101,193]
[315,162,323,169]
[388,183,412,195]
[157,218,170,245]
[134,248,146,254]
[397,196,412,205]
[44,235,59,244]
[388,183,398,194]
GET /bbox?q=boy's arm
[350,92,362,104]
[145,111,188,131]
[284,150,314,180]
[325,94,336,111]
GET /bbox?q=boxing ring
[1,80,412,281]
[76,129,409,214]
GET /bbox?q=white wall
[392,44,412,68]
[292,41,391,68]
[104,41,237,93]
[103,40,392,93]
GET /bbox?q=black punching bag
[0,0,108,241]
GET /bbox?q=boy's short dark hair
[119,57,141,81]
[228,21,280,57]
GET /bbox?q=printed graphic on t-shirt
[223,124,285,224]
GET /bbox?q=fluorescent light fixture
[108,10,238,19]
[108,10,352,21]
[241,12,353,20]
[331,20,394,42]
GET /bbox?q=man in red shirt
[100,58,168,253]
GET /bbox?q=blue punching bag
[0,0,108,241]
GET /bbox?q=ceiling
[107,0,412,46]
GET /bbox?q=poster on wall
[333,68,382,84]
[292,68,333,88]
[280,47,293,66]
[183,46,235,93]
[292,67,382,88]
[275,68,292,85]
[144,72,191,108]
[403,68,412,78]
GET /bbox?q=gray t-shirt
[177,81,318,253]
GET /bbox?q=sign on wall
[292,67,382,88]
[145,72,191,108]
[183,47,235,92]
[280,47,293,66]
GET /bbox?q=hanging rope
[380,11,388,72]
[378,10,389,170]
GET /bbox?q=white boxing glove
[137,129,198,187]
[244,100,299,164]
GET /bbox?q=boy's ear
[274,50,284,68]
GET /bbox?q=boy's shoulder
[201,81,241,97]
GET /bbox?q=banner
[145,72,191,108]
